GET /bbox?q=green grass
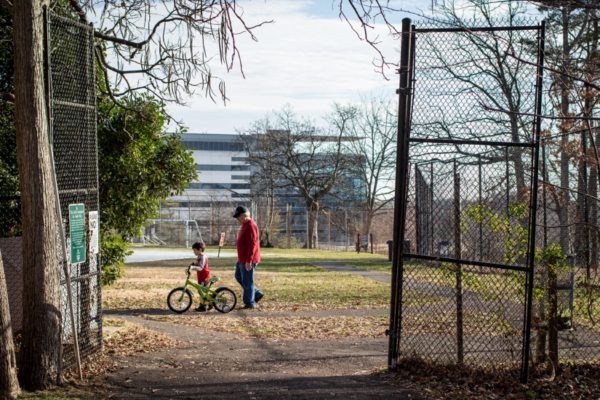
[18,388,97,400]
[209,247,392,272]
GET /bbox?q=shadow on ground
[106,370,422,399]
[104,308,172,317]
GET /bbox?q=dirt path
[101,262,426,399]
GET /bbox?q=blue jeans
[235,262,263,307]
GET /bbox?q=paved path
[103,312,423,400]
[100,260,429,399]
[125,247,236,263]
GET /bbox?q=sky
[166,0,434,134]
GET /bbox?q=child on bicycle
[189,241,211,311]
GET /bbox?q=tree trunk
[548,262,559,369]
[590,13,599,273]
[0,250,20,399]
[14,0,62,389]
[306,201,319,249]
[558,7,571,254]
[589,161,598,271]
[575,132,588,267]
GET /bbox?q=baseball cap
[233,205,249,218]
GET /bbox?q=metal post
[454,160,464,365]
[478,155,483,260]
[505,147,510,216]
[388,17,413,370]
[542,140,547,249]
[415,164,421,253]
[430,162,434,255]
[521,20,545,384]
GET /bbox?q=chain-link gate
[48,13,102,370]
[388,18,545,383]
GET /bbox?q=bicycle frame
[180,273,217,305]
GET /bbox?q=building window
[231,157,248,162]
[231,183,251,190]
[231,175,250,180]
[182,141,243,152]
[195,164,250,171]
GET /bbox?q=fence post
[454,160,464,365]
[388,17,413,370]
[521,20,546,384]
[478,155,483,260]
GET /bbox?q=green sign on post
[69,203,86,264]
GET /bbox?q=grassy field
[101,248,395,340]
[104,248,393,312]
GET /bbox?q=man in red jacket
[233,205,264,309]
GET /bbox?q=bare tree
[338,96,397,236]
[69,0,271,106]
[237,133,279,247]
[241,107,353,249]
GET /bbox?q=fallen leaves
[387,358,600,400]
[142,313,389,339]
[63,319,180,382]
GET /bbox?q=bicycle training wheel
[167,287,193,313]
[212,287,237,313]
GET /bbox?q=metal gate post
[388,17,414,369]
[520,20,546,384]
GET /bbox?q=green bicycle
[167,267,237,314]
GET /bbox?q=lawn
[101,248,395,341]
[104,248,393,312]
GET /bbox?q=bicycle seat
[208,276,221,283]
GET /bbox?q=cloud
[167,0,404,133]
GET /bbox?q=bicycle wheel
[167,287,193,313]
[212,287,237,313]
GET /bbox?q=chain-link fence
[49,13,102,369]
[389,18,559,383]
[135,197,385,251]
[0,13,102,373]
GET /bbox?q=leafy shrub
[101,231,131,286]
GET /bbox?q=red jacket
[236,218,261,264]
[192,254,211,283]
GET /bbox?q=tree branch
[481,104,600,121]
[68,0,86,23]
[506,50,600,92]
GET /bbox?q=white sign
[89,211,99,255]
